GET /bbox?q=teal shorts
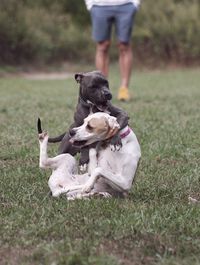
[90,3,137,43]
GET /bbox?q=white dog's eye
[86,124,93,131]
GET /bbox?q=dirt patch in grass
[21,72,73,80]
[97,234,174,265]
[0,247,34,265]
[0,70,73,80]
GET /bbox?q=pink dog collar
[120,127,131,139]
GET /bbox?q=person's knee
[118,42,131,54]
[97,41,111,53]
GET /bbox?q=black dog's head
[75,71,112,111]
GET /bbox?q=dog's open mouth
[71,140,88,147]
[97,105,107,111]
[96,102,109,112]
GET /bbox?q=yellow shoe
[117,87,130,101]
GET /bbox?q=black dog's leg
[79,147,89,166]
[110,134,122,150]
[107,102,129,149]
[59,133,89,170]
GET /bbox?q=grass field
[0,67,200,265]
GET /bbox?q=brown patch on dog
[87,117,119,140]
[105,122,119,139]
[87,117,109,135]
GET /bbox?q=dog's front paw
[110,134,122,151]
[79,163,88,174]
[38,131,48,141]
[98,192,112,198]
[52,190,61,197]
[81,181,93,193]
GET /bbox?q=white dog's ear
[107,116,120,130]
[75,73,84,83]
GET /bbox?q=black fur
[37,118,42,134]
[48,71,129,165]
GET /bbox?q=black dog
[48,71,129,166]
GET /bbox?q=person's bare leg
[118,42,133,87]
[95,40,111,77]
[117,42,133,100]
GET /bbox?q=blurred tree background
[0,0,199,66]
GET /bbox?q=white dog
[38,112,141,199]
[38,128,87,198]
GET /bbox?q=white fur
[79,126,141,195]
[38,112,141,199]
[69,113,120,145]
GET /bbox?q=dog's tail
[48,133,66,143]
[37,118,43,134]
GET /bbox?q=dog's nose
[104,90,112,100]
[69,129,76,137]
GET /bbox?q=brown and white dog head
[69,112,120,147]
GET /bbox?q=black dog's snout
[104,90,112,100]
[69,128,76,137]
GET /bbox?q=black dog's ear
[75,73,84,83]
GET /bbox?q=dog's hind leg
[66,191,112,200]
[82,162,138,193]
[39,132,68,170]
[52,184,86,197]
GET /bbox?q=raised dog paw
[38,131,48,141]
